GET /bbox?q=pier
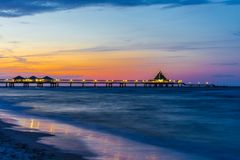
[0,71,214,88]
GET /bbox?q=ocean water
[0,87,239,160]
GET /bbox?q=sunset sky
[0,0,240,85]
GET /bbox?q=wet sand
[0,120,85,160]
[0,110,208,160]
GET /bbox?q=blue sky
[0,0,240,85]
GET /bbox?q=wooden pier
[0,79,185,88]
[0,72,214,88]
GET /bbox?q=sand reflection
[0,111,201,160]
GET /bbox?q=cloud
[51,40,240,54]
[233,31,240,37]
[8,41,21,44]
[18,21,31,24]
[211,62,239,66]
[164,55,187,59]
[213,74,236,78]
[224,0,240,4]
[2,39,239,61]
[0,48,14,53]
[59,66,100,71]
[14,56,28,63]
[0,0,236,17]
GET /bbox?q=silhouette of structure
[13,76,25,82]
[0,71,213,88]
[29,76,38,81]
[154,71,168,81]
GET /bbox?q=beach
[0,119,84,160]
[0,87,239,160]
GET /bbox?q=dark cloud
[0,0,215,17]
[224,0,240,4]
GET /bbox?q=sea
[0,87,239,160]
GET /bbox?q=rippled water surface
[0,87,239,160]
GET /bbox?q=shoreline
[0,119,85,160]
[0,110,204,160]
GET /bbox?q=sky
[0,0,240,85]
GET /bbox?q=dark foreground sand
[0,120,85,160]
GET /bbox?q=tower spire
[154,71,168,80]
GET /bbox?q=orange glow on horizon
[0,49,166,79]
[0,46,219,83]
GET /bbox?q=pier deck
[0,72,215,88]
[0,79,185,88]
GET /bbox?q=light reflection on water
[0,111,205,160]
